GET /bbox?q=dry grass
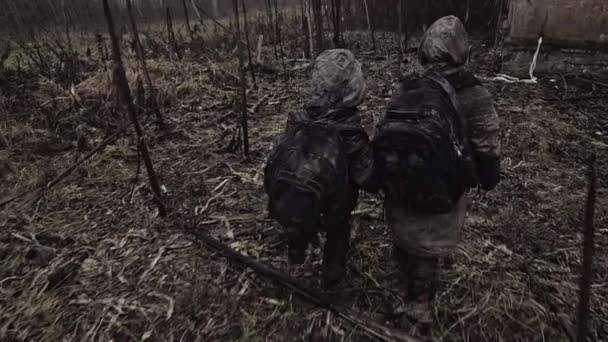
[0,30,607,341]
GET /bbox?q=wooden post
[232,0,250,159]
[126,0,164,128]
[102,0,167,217]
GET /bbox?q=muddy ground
[0,30,607,341]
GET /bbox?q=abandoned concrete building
[505,0,608,75]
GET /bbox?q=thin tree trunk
[494,0,504,49]
[191,0,205,32]
[182,0,194,40]
[299,0,308,58]
[241,0,257,88]
[190,0,247,46]
[397,0,403,76]
[101,0,166,217]
[336,0,342,46]
[265,0,277,59]
[311,0,322,56]
[306,0,314,60]
[402,0,408,51]
[256,35,264,64]
[324,0,332,37]
[273,0,288,80]
[126,0,163,128]
[362,0,375,52]
[233,0,249,159]
[211,0,219,17]
[166,7,182,59]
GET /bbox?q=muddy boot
[401,255,438,338]
[322,223,351,288]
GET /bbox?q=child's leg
[286,226,316,265]
[322,217,351,288]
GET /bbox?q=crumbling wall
[508,0,608,47]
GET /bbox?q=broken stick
[191,226,421,342]
[0,126,128,210]
[248,94,270,114]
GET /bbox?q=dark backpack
[264,119,349,229]
[373,75,473,214]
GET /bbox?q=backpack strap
[424,71,461,114]
[276,169,325,202]
[440,66,482,91]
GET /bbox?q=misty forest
[0,0,606,341]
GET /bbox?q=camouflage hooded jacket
[419,15,501,190]
[270,49,377,193]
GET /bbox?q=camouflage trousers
[386,193,468,258]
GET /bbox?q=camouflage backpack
[264,118,350,229]
[373,74,473,214]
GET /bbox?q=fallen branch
[248,94,270,114]
[576,153,597,342]
[575,76,608,89]
[0,126,128,210]
[191,226,421,342]
[206,56,240,83]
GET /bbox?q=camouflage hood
[304,49,366,116]
[418,15,469,66]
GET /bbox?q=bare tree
[273,0,288,80]
[265,0,278,59]
[311,0,323,56]
[397,0,404,76]
[166,6,182,60]
[305,0,314,59]
[102,0,166,217]
[331,0,342,47]
[233,0,250,159]
[362,0,376,52]
[211,0,219,17]
[126,0,163,128]
[241,0,257,88]
[182,0,194,40]
[191,0,205,33]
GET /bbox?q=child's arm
[459,85,501,191]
